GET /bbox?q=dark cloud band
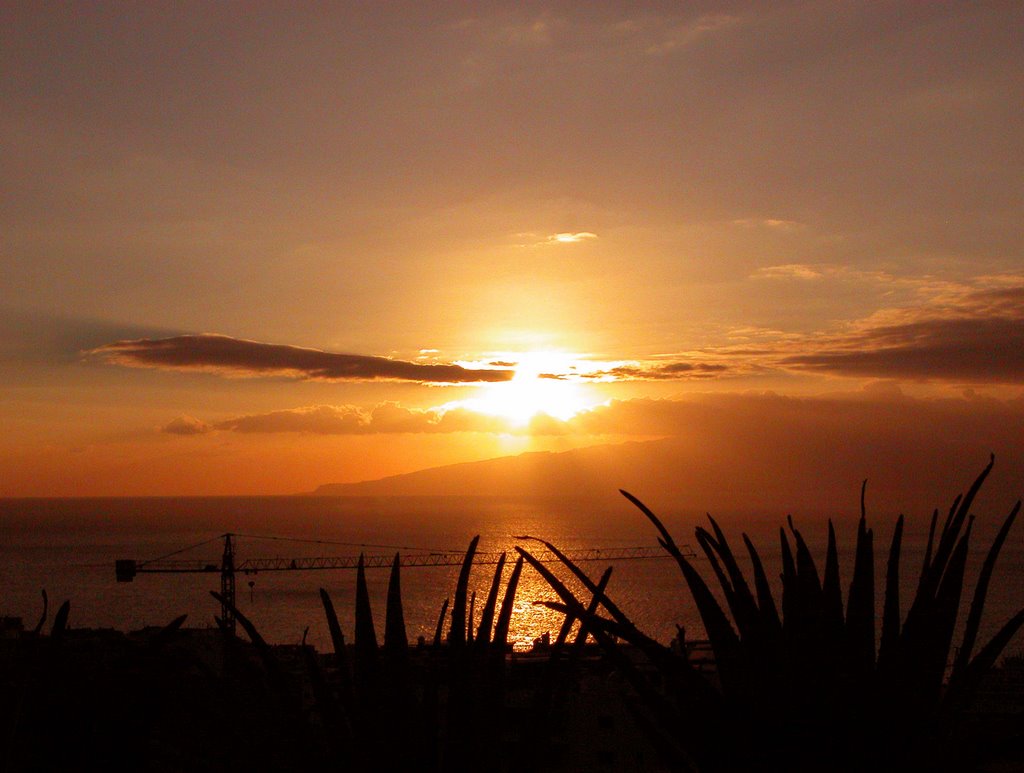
[89,334,514,383]
[780,287,1024,382]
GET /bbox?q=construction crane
[115,532,688,635]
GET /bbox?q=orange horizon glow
[2,5,1022,497]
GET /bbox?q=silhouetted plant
[519,456,1024,772]
[224,536,528,771]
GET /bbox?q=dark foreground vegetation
[1,459,1022,772]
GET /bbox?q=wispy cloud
[644,13,744,56]
[89,334,514,384]
[732,218,803,231]
[751,264,826,280]
[545,231,598,245]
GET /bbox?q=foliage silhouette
[520,456,1024,772]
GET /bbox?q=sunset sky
[2,3,1022,498]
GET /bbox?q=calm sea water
[1,495,1021,657]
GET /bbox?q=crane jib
[115,534,693,637]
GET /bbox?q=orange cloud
[180,403,514,436]
[89,334,514,384]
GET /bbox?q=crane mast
[221,532,235,635]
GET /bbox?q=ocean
[1,495,1022,657]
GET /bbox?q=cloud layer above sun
[580,277,1024,384]
[89,334,513,384]
[94,276,1024,392]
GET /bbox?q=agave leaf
[33,589,48,636]
[845,516,875,674]
[620,491,741,674]
[492,556,523,651]
[822,520,844,641]
[514,546,666,662]
[210,590,293,703]
[301,637,351,758]
[941,493,962,540]
[467,591,476,644]
[909,507,943,632]
[211,590,266,648]
[620,690,700,773]
[532,566,616,754]
[448,535,479,648]
[788,515,824,598]
[920,456,993,605]
[384,553,408,655]
[51,599,70,641]
[514,547,592,622]
[743,534,782,634]
[320,587,346,655]
[533,592,690,740]
[148,613,188,650]
[540,600,633,642]
[354,554,379,652]
[918,507,940,587]
[779,528,797,632]
[518,542,686,695]
[877,515,904,670]
[620,489,687,560]
[901,521,975,708]
[695,528,740,622]
[705,514,760,638]
[553,600,578,649]
[541,598,722,743]
[319,586,352,697]
[943,606,1024,713]
[353,553,380,701]
[571,566,613,651]
[539,597,679,683]
[787,516,826,652]
[433,597,449,647]
[952,501,1020,680]
[475,552,506,646]
[515,534,635,628]
[383,554,417,767]
[929,521,974,679]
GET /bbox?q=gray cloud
[161,415,213,435]
[569,360,739,382]
[89,334,514,384]
[779,285,1024,382]
[588,281,1024,385]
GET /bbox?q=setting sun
[449,352,600,425]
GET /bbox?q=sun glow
[450,352,599,426]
